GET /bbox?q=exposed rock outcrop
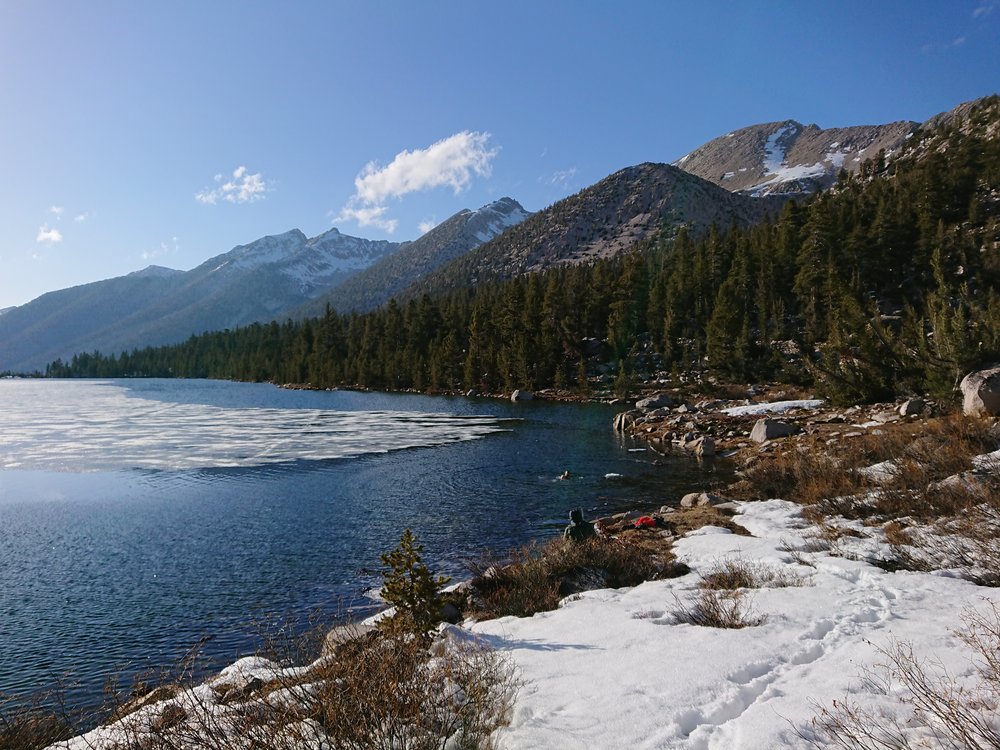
[750,418,799,443]
[961,366,1000,417]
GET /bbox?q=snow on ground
[719,399,824,417]
[474,499,999,749]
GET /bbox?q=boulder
[511,389,534,402]
[749,418,798,443]
[613,410,641,432]
[872,410,899,424]
[961,366,1000,417]
[438,601,462,624]
[898,398,925,416]
[322,623,377,656]
[689,436,715,457]
[679,491,727,508]
[636,392,674,411]
[465,388,479,398]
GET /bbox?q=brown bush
[0,692,75,750]
[469,533,687,620]
[699,557,806,590]
[671,588,767,629]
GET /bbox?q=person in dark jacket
[563,508,596,542]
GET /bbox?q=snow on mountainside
[297,197,531,316]
[676,119,917,196]
[468,197,530,243]
[201,227,402,294]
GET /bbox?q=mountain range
[0,95,991,373]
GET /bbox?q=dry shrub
[745,414,998,526]
[671,588,767,629]
[469,534,686,620]
[881,503,1000,585]
[53,626,517,750]
[302,633,517,750]
[735,448,859,506]
[0,689,76,750]
[808,600,1000,749]
[699,557,807,590]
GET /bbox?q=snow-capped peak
[468,197,530,243]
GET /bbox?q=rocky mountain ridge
[404,162,786,298]
[298,197,530,316]
[675,119,918,196]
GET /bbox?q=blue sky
[1,1,998,308]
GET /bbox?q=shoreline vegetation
[6,376,1000,749]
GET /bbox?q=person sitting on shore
[564,508,596,543]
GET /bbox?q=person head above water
[570,508,584,524]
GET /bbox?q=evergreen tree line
[48,100,1000,405]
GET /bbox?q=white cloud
[335,131,497,233]
[974,1,996,18]
[418,218,438,234]
[36,225,63,244]
[73,212,89,222]
[547,167,578,187]
[336,205,398,233]
[196,166,269,205]
[49,205,64,218]
[141,236,180,262]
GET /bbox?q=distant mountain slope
[675,119,917,196]
[295,197,529,316]
[405,162,784,297]
[0,228,402,372]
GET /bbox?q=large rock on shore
[680,491,727,508]
[511,389,535,402]
[613,410,641,432]
[750,418,799,443]
[636,393,673,411]
[961,366,1000,417]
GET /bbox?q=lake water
[0,378,725,713]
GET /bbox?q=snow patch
[473,499,1000,749]
[719,399,824,417]
[762,123,798,174]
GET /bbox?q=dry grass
[807,600,1000,749]
[671,588,767,629]
[468,534,688,620]
[699,557,807,590]
[737,414,998,523]
[0,688,76,750]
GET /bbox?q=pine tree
[379,529,450,641]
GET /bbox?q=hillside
[405,162,785,299]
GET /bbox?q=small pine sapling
[379,528,451,641]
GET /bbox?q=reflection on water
[0,379,727,712]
